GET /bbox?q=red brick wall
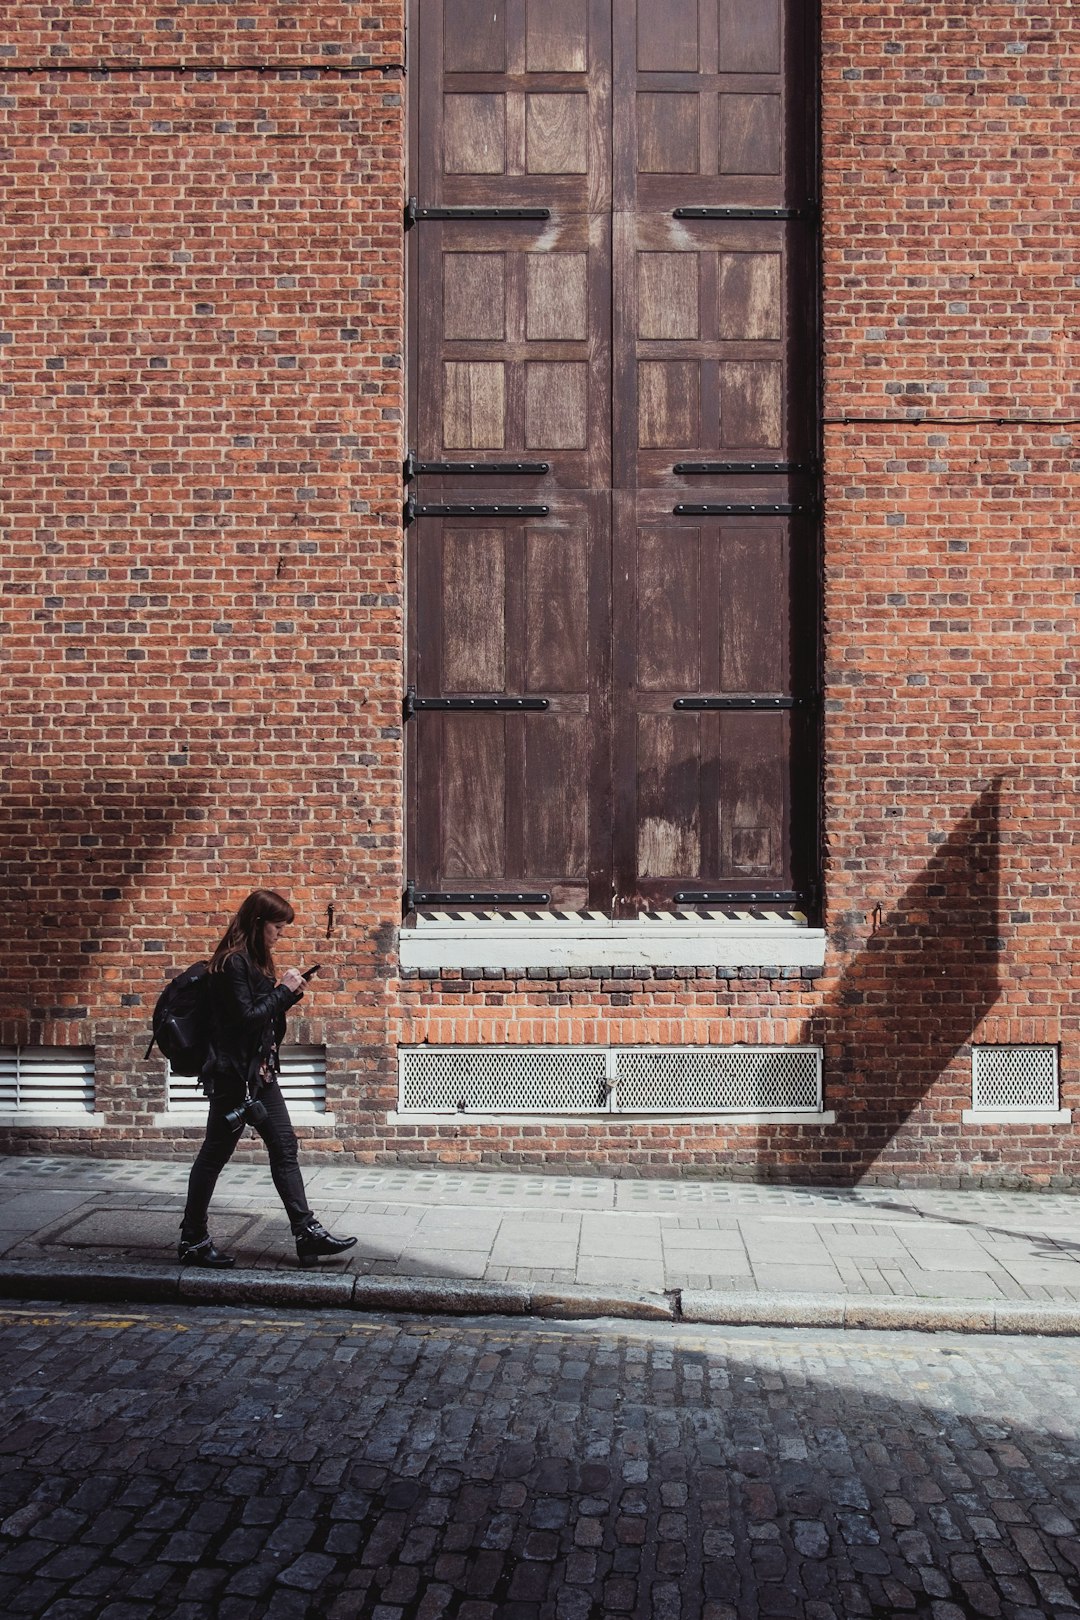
[2,2,1077,1184]
[0,7,407,1150]
[815,0,1079,1184]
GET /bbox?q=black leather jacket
[198,952,303,1100]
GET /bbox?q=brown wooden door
[610,0,817,910]
[407,0,818,915]
[407,0,614,911]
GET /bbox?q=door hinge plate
[673,503,806,516]
[406,197,551,228]
[404,686,550,719]
[673,695,796,710]
[673,205,818,221]
[405,498,549,524]
[404,451,550,482]
[404,882,551,912]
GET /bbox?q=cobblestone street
[0,1304,1078,1619]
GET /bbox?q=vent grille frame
[0,1047,96,1114]
[399,1047,611,1115]
[398,1046,824,1116]
[970,1045,1060,1113]
[615,1046,822,1114]
[166,1046,327,1116]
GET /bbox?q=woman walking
[178,888,356,1269]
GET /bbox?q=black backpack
[145,960,212,1076]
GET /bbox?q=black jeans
[181,1080,312,1242]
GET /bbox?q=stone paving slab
[0,1156,1079,1332]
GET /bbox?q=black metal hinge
[404,881,551,912]
[673,461,815,476]
[673,889,807,906]
[405,498,549,525]
[672,205,818,221]
[405,197,551,228]
[673,695,796,710]
[673,503,807,516]
[404,687,549,719]
[404,451,550,482]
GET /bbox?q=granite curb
[1,1258,1079,1335]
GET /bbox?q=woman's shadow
[815,777,1006,1185]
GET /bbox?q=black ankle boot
[178,1236,236,1269]
[295,1216,357,1267]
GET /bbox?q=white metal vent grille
[971,1046,1059,1111]
[0,1047,95,1113]
[615,1047,821,1113]
[167,1046,327,1115]
[400,1048,609,1113]
[398,1046,823,1115]
[279,1047,327,1113]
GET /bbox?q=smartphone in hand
[301,964,321,981]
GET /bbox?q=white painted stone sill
[400,917,827,971]
[387,1110,836,1126]
[961,1108,1072,1126]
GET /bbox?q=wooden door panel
[619,507,792,700]
[614,0,809,213]
[718,0,782,73]
[523,715,591,878]
[441,715,508,878]
[527,0,592,73]
[718,710,789,880]
[626,709,792,899]
[417,214,611,489]
[412,502,604,697]
[635,713,705,879]
[417,0,611,213]
[612,493,797,906]
[719,524,789,693]
[418,709,594,896]
[442,0,508,72]
[614,210,813,490]
[631,0,784,78]
[408,495,610,909]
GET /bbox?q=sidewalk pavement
[2,1155,1080,1334]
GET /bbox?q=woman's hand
[281,968,304,992]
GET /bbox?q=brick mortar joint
[0,52,406,72]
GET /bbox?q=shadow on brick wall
[0,774,204,1031]
[817,779,1004,1183]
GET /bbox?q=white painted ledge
[400,915,827,971]
[962,1109,1072,1126]
[387,1111,835,1125]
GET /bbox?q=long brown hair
[210,889,295,980]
